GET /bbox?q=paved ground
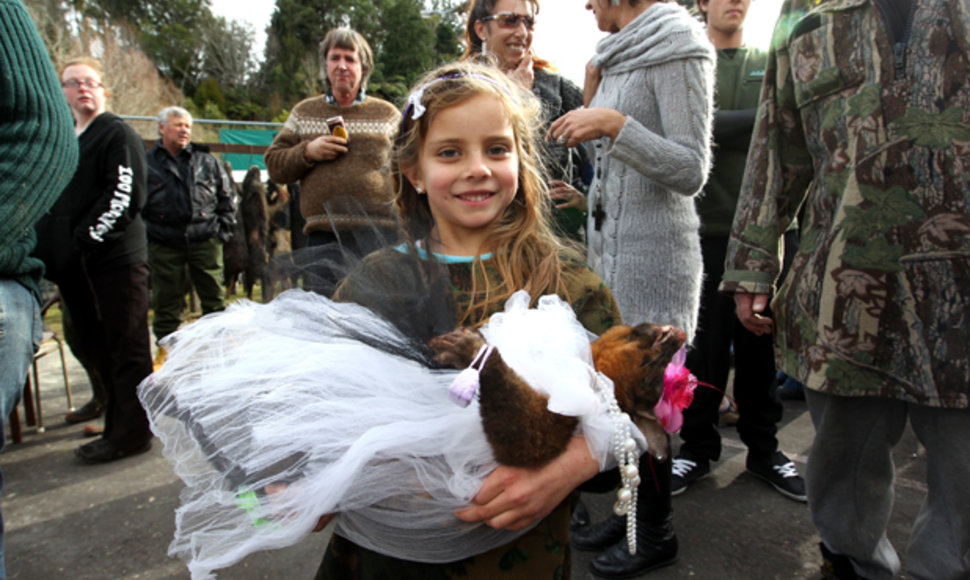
[3,346,927,579]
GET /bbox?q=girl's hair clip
[401,71,513,126]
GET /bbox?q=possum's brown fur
[428,323,686,468]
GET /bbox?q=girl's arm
[454,436,599,530]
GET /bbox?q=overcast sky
[210,0,782,88]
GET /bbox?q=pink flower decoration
[654,347,697,433]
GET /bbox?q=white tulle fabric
[139,289,643,579]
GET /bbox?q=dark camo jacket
[721,0,970,408]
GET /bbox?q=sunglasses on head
[480,12,535,30]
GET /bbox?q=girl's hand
[312,513,336,532]
[264,482,335,532]
[547,108,626,148]
[547,180,588,212]
[583,59,602,107]
[454,436,599,531]
[303,135,348,163]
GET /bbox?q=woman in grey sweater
[550,0,713,576]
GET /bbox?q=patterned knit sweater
[265,96,401,235]
[0,0,79,299]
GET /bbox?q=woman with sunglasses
[463,0,591,242]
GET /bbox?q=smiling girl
[318,62,622,579]
[140,62,627,580]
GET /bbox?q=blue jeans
[0,279,42,580]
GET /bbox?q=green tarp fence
[219,129,278,171]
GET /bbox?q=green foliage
[271,109,291,124]
[261,0,465,107]
[840,184,926,242]
[31,0,467,122]
[137,0,214,93]
[376,0,435,90]
[797,316,818,344]
[841,237,905,273]
[892,106,970,148]
[743,224,780,251]
[825,357,884,391]
[194,77,227,115]
[434,19,463,63]
[846,83,881,120]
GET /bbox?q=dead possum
[428,322,686,468]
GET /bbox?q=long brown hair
[391,62,568,325]
[460,0,554,72]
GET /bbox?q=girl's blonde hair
[392,61,569,326]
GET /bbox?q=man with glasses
[34,56,155,463]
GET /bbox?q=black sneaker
[671,454,709,496]
[746,451,807,502]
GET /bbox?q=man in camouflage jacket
[719,0,970,577]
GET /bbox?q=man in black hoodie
[34,57,154,463]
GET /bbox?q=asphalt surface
[3,346,927,579]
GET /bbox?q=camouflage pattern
[720,0,970,409]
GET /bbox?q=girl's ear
[401,164,424,193]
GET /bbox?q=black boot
[572,513,626,551]
[820,542,863,579]
[590,454,678,578]
[570,498,591,531]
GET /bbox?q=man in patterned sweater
[265,27,400,295]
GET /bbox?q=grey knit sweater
[585,1,714,342]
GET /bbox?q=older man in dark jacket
[145,106,234,365]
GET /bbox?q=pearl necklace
[594,373,641,555]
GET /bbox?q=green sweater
[0,0,79,299]
[696,46,767,237]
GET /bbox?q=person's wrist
[302,144,317,166]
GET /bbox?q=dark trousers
[303,228,398,297]
[58,260,153,447]
[149,238,225,341]
[61,301,107,405]
[680,235,781,462]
